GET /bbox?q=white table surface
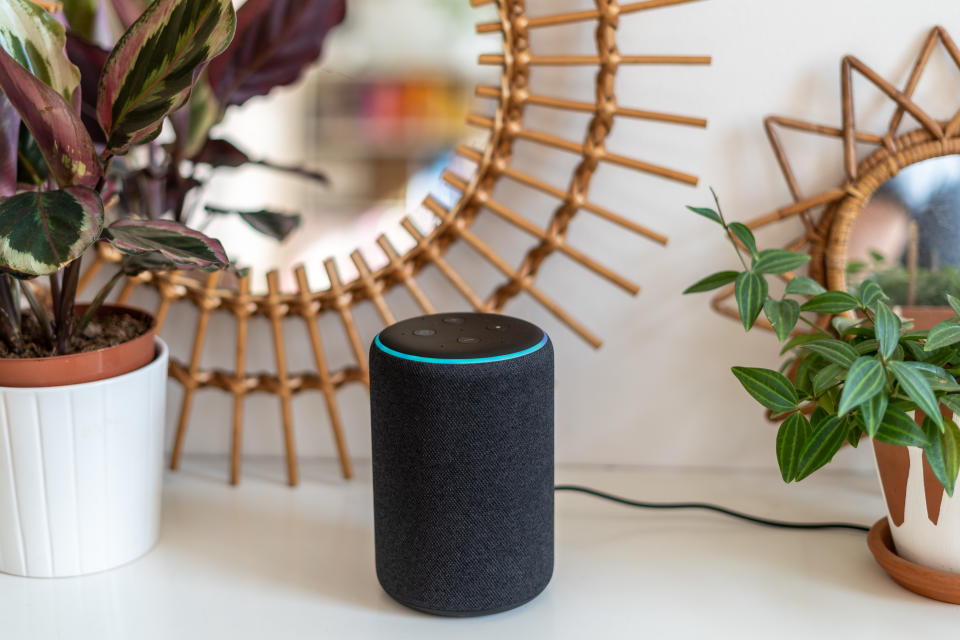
[0,458,955,639]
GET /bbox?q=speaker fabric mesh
[370,337,554,616]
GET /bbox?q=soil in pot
[0,305,157,388]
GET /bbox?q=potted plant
[684,193,960,597]
[0,0,236,577]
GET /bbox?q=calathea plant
[0,0,239,355]
[684,193,960,495]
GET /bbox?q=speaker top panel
[376,313,546,361]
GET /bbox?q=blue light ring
[374,333,548,365]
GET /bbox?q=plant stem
[711,187,749,271]
[0,276,23,353]
[75,269,125,336]
[55,258,82,355]
[19,280,53,350]
[797,314,832,336]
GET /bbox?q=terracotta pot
[895,305,955,331]
[0,304,156,388]
[873,412,960,575]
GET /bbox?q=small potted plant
[0,0,235,577]
[684,193,960,593]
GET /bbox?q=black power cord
[555,485,871,533]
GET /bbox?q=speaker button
[413,329,436,337]
[442,317,464,324]
[487,324,508,331]
[457,336,480,344]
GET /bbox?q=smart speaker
[370,312,554,616]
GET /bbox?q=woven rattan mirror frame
[712,26,960,332]
[80,0,711,485]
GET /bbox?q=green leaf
[889,360,943,431]
[800,291,860,314]
[923,418,960,497]
[0,46,100,188]
[854,339,879,355]
[812,363,845,395]
[796,416,847,480]
[776,413,811,482]
[860,393,888,438]
[683,270,740,294]
[62,0,101,41]
[873,300,901,360]
[106,220,230,273]
[0,0,81,100]
[800,339,859,369]
[98,0,237,153]
[728,223,758,256]
[773,299,800,343]
[837,357,885,416]
[858,279,888,309]
[734,271,767,331]
[686,205,722,225]
[0,187,103,277]
[752,249,811,275]
[876,408,931,447]
[948,294,960,318]
[832,316,865,336]
[731,367,798,413]
[925,321,960,352]
[780,333,823,355]
[941,394,960,416]
[785,276,826,297]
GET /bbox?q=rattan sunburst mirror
[713,26,960,333]
[80,0,712,486]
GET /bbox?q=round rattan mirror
[83,0,712,485]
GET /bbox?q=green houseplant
[684,193,960,578]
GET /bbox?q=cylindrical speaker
[370,312,554,616]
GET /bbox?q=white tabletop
[0,458,954,639]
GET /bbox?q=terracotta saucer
[867,518,960,604]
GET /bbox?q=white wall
[152,0,960,474]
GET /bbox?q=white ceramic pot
[874,441,960,574]
[0,339,168,577]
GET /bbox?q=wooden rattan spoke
[266,271,299,487]
[350,250,396,325]
[169,272,221,472]
[443,170,639,294]
[376,235,436,314]
[324,258,370,386]
[295,266,353,480]
[229,275,252,485]
[400,219,488,311]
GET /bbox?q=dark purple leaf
[0,96,19,195]
[106,219,230,272]
[64,33,110,145]
[0,46,101,188]
[207,0,346,107]
[206,205,301,241]
[193,137,327,183]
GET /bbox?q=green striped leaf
[860,393,888,438]
[796,416,847,480]
[98,0,237,153]
[858,279,888,309]
[0,0,80,100]
[686,205,722,225]
[683,270,739,294]
[837,357,885,416]
[889,360,943,431]
[925,321,960,352]
[812,363,845,395]
[0,187,104,277]
[768,298,800,343]
[776,412,811,482]
[923,418,960,496]
[734,271,767,331]
[941,394,960,416]
[800,291,860,314]
[780,332,823,355]
[752,249,811,274]
[728,222,758,256]
[106,219,230,272]
[784,276,826,297]
[948,294,960,318]
[0,45,100,188]
[876,408,930,447]
[873,300,901,359]
[731,367,798,413]
[800,339,858,368]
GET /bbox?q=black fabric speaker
[370,312,554,617]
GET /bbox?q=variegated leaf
[0,95,18,195]
[98,0,236,153]
[106,219,230,272]
[0,0,81,100]
[0,45,101,188]
[0,187,104,277]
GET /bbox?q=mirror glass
[846,154,960,307]
[203,1,500,291]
